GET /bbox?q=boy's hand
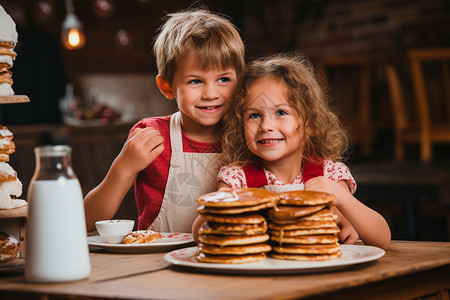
[114,127,164,176]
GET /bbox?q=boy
[84,8,245,233]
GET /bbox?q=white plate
[88,232,194,253]
[164,245,385,274]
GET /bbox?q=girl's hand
[334,211,359,244]
[303,176,350,207]
[304,176,359,243]
[114,127,164,176]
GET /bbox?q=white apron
[149,112,221,233]
[263,183,304,193]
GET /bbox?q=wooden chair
[316,55,375,156]
[385,48,450,161]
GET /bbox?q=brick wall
[240,0,450,60]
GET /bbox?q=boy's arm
[192,181,231,242]
[84,127,164,232]
[84,162,137,232]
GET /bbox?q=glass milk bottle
[25,145,90,282]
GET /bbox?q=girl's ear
[156,75,175,99]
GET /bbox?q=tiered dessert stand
[0,95,29,273]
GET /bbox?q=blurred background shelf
[0,96,29,104]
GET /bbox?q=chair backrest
[385,64,409,132]
[316,55,372,127]
[316,55,375,156]
[385,48,450,161]
[408,49,450,127]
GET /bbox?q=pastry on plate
[0,231,19,263]
[123,230,162,244]
[0,161,25,210]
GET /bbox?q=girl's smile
[258,138,284,146]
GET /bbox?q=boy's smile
[243,77,304,175]
[159,53,237,141]
[196,105,223,113]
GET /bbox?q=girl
[193,53,391,250]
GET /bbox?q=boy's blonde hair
[153,8,245,83]
[221,52,348,166]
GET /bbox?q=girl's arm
[305,177,391,250]
[84,127,164,232]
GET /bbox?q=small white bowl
[95,220,134,243]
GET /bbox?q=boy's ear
[156,75,175,99]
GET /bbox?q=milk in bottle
[25,145,90,282]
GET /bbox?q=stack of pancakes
[195,188,278,263]
[267,190,342,261]
[0,5,18,96]
[0,125,25,210]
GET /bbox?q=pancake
[198,243,271,255]
[195,252,267,264]
[270,234,339,244]
[269,226,340,237]
[271,250,342,261]
[199,221,267,235]
[300,207,336,221]
[198,188,278,208]
[204,212,266,224]
[277,190,335,206]
[265,192,341,262]
[198,201,274,215]
[199,233,269,246]
[268,219,338,230]
[272,242,341,254]
[267,205,326,223]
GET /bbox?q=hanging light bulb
[61,0,86,50]
[115,27,133,49]
[36,0,54,21]
[94,0,115,18]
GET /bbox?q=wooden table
[0,241,449,300]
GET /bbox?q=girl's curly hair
[220,52,348,167]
